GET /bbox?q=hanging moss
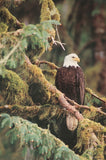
[0,69,33,105]
[40,0,60,22]
[75,118,105,159]
[0,7,23,31]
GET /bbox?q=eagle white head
[63,53,80,68]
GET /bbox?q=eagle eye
[72,56,75,58]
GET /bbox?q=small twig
[56,25,61,42]
[51,37,66,50]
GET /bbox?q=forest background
[0,0,106,160]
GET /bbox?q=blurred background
[9,0,106,96]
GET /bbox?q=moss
[0,69,33,105]
[0,22,8,33]
[40,0,60,22]
[82,149,93,160]
[0,7,23,31]
[93,145,104,160]
[40,0,51,22]
[82,106,100,120]
[75,119,105,158]
[42,69,57,85]
[28,65,51,104]
[38,104,62,120]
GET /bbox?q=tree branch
[85,88,106,105]
[25,55,84,121]
[0,105,40,119]
[35,59,59,69]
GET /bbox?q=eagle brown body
[55,66,85,105]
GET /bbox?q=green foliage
[0,20,60,73]
[54,146,80,160]
[0,113,81,160]
[91,8,100,16]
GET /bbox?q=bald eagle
[55,53,85,105]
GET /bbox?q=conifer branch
[0,41,21,65]
[0,113,81,160]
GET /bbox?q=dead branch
[51,36,66,51]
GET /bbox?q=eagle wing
[55,67,85,105]
[77,67,85,105]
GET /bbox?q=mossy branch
[0,105,40,119]
[35,59,59,69]
[0,7,23,32]
[25,55,84,121]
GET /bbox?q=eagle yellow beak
[74,57,80,62]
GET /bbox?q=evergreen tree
[0,0,106,159]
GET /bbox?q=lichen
[75,118,105,159]
[0,69,33,105]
